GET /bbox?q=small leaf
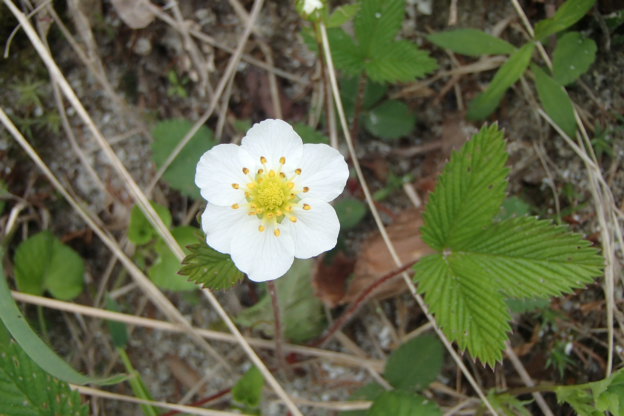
[552,31,597,85]
[364,99,416,140]
[468,42,535,120]
[497,196,531,220]
[368,390,441,416]
[14,231,84,300]
[149,226,200,291]
[326,3,360,28]
[384,334,444,390]
[0,341,89,416]
[152,119,215,199]
[366,40,438,83]
[335,198,367,230]
[329,28,366,77]
[534,0,596,41]
[556,368,624,416]
[179,235,245,291]
[340,77,388,116]
[533,65,577,137]
[355,0,404,53]
[232,366,265,409]
[106,297,129,348]
[293,122,329,144]
[427,29,516,56]
[341,383,384,416]
[421,124,509,250]
[128,201,172,245]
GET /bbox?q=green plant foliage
[178,235,245,290]
[363,99,416,140]
[368,391,441,416]
[118,348,159,416]
[341,383,384,416]
[556,368,624,415]
[14,230,84,300]
[552,31,597,86]
[293,122,330,144]
[340,77,388,116]
[232,366,265,411]
[427,29,516,56]
[414,124,602,364]
[468,43,535,120]
[533,65,577,137]
[106,297,129,348]
[0,341,89,416]
[237,260,325,342]
[487,390,532,416]
[326,3,360,28]
[534,0,596,41]
[384,334,444,391]
[152,119,215,199]
[128,201,172,245]
[506,297,550,314]
[149,226,199,291]
[0,254,124,386]
[498,196,532,220]
[335,198,368,230]
[329,0,437,83]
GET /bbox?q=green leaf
[237,260,325,342]
[117,348,159,416]
[293,122,329,144]
[335,198,368,230]
[152,119,215,199]
[341,383,384,416]
[533,65,577,138]
[497,196,531,220]
[366,40,438,83]
[106,297,128,348]
[363,99,416,139]
[414,254,512,364]
[427,29,516,56]
[557,368,624,416]
[232,366,265,409]
[149,226,199,291]
[368,391,441,416]
[534,0,596,41]
[0,341,89,416]
[468,43,535,120]
[421,124,509,250]
[0,251,124,386]
[128,201,172,245]
[326,3,360,28]
[506,297,550,314]
[355,0,404,53]
[384,334,444,390]
[178,236,245,291]
[14,231,84,300]
[329,28,366,77]
[552,31,597,85]
[340,77,388,116]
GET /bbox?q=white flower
[302,0,323,15]
[195,119,349,282]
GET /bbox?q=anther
[274,228,281,237]
[258,169,264,175]
[269,170,276,177]
[242,167,250,174]
[279,172,286,178]
[303,203,312,210]
[232,183,239,189]
[267,213,274,218]
[231,203,240,209]
[260,156,267,164]
[276,210,283,216]
[248,182,256,189]
[290,216,297,223]
[295,168,302,175]
[258,225,266,232]
[303,186,310,193]
[287,182,295,189]
[279,156,286,164]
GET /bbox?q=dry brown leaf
[312,252,356,307]
[111,0,155,29]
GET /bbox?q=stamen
[248,211,257,216]
[290,216,297,223]
[286,206,293,212]
[279,172,286,178]
[269,170,276,177]
[303,203,312,210]
[266,213,274,219]
[242,167,249,174]
[295,168,302,175]
[276,210,283,216]
[279,156,286,164]
[231,203,240,209]
[232,183,239,189]
[303,186,310,193]
[258,169,264,175]
[274,228,281,237]
[287,182,295,189]
[248,183,256,189]
[260,156,267,164]
[258,225,266,232]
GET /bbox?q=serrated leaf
[422,124,509,250]
[179,236,244,291]
[552,31,597,85]
[335,198,367,230]
[533,65,577,138]
[149,226,201,291]
[232,366,264,409]
[329,28,366,77]
[427,29,516,56]
[128,201,172,245]
[152,119,215,198]
[363,99,416,139]
[326,3,360,28]
[506,297,550,314]
[384,334,444,390]
[355,0,404,53]
[497,196,531,220]
[556,368,624,416]
[0,252,124,386]
[14,231,84,300]
[534,0,596,41]
[467,42,535,120]
[414,254,512,364]
[368,390,441,416]
[0,341,89,416]
[366,40,438,83]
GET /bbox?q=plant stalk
[267,281,286,374]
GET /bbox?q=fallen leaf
[111,0,155,29]
[312,252,356,307]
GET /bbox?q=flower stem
[350,74,368,142]
[267,281,286,373]
[310,258,419,348]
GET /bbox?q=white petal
[195,144,252,206]
[230,222,295,282]
[201,203,249,254]
[241,119,303,171]
[296,143,348,202]
[285,198,340,259]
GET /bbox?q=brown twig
[267,281,286,374]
